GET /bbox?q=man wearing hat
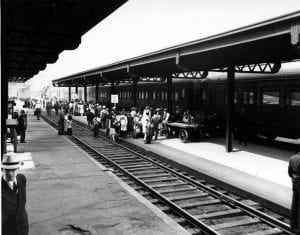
[2,152,29,235]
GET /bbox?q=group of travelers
[84,104,172,144]
[10,109,28,143]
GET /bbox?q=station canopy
[2,0,128,82]
[53,11,300,87]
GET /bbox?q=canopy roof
[53,11,300,87]
[2,0,128,82]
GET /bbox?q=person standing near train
[58,111,65,135]
[151,109,161,140]
[288,153,300,234]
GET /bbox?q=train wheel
[179,129,188,143]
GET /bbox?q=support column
[68,86,71,102]
[75,85,78,100]
[2,30,8,156]
[84,85,87,102]
[110,80,115,108]
[167,75,173,113]
[95,83,99,103]
[226,67,235,153]
[1,70,8,156]
[132,78,138,107]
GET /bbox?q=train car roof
[53,11,300,87]
[201,63,300,82]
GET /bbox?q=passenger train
[84,68,300,140]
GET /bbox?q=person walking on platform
[289,153,300,234]
[54,101,59,115]
[86,109,94,129]
[35,102,41,120]
[2,152,29,235]
[93,116,100,138]
[18,110,27,143]
[46,102,52,116]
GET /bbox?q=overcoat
[2,174,29,235]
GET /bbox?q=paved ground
[12,112,189,235]
[73,115,294,216]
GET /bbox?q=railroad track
[42,113,293,235]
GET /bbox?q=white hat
[2,152,21,169]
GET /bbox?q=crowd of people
[49,100,224,145]
[8,98,249,146]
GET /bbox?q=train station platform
[12,112,189,235]
[73,115,295,217]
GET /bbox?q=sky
[26,0,300,90]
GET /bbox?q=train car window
[291,92,300,106]
[182,89,185,99]
[141,91,144,100]
[174,92,179,101]
[242,91,247,104]
[145,91,148,99]
[234,91,238,104]
[153,91,156,100]
[202,90,207,101]
[249,92,254,104]
[262,91,279,105]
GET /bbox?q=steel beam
[226,67,235,153]
[167,75,173,113]
[68,86,71,102]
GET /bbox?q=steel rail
[43,115,293,234]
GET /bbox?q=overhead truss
[211,62,281,74]
[172,71,208,79]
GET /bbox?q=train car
[89,79,198,111]
[85,68,300,140]
[197,70,300,139]
[116,79,197,110]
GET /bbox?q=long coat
[2,174,29,235]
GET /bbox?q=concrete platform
[14,112,189,235]
[73,115,295,216]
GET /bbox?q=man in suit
[289,152,300,234]
[2,152,29,235]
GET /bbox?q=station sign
[111,94,119,104]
